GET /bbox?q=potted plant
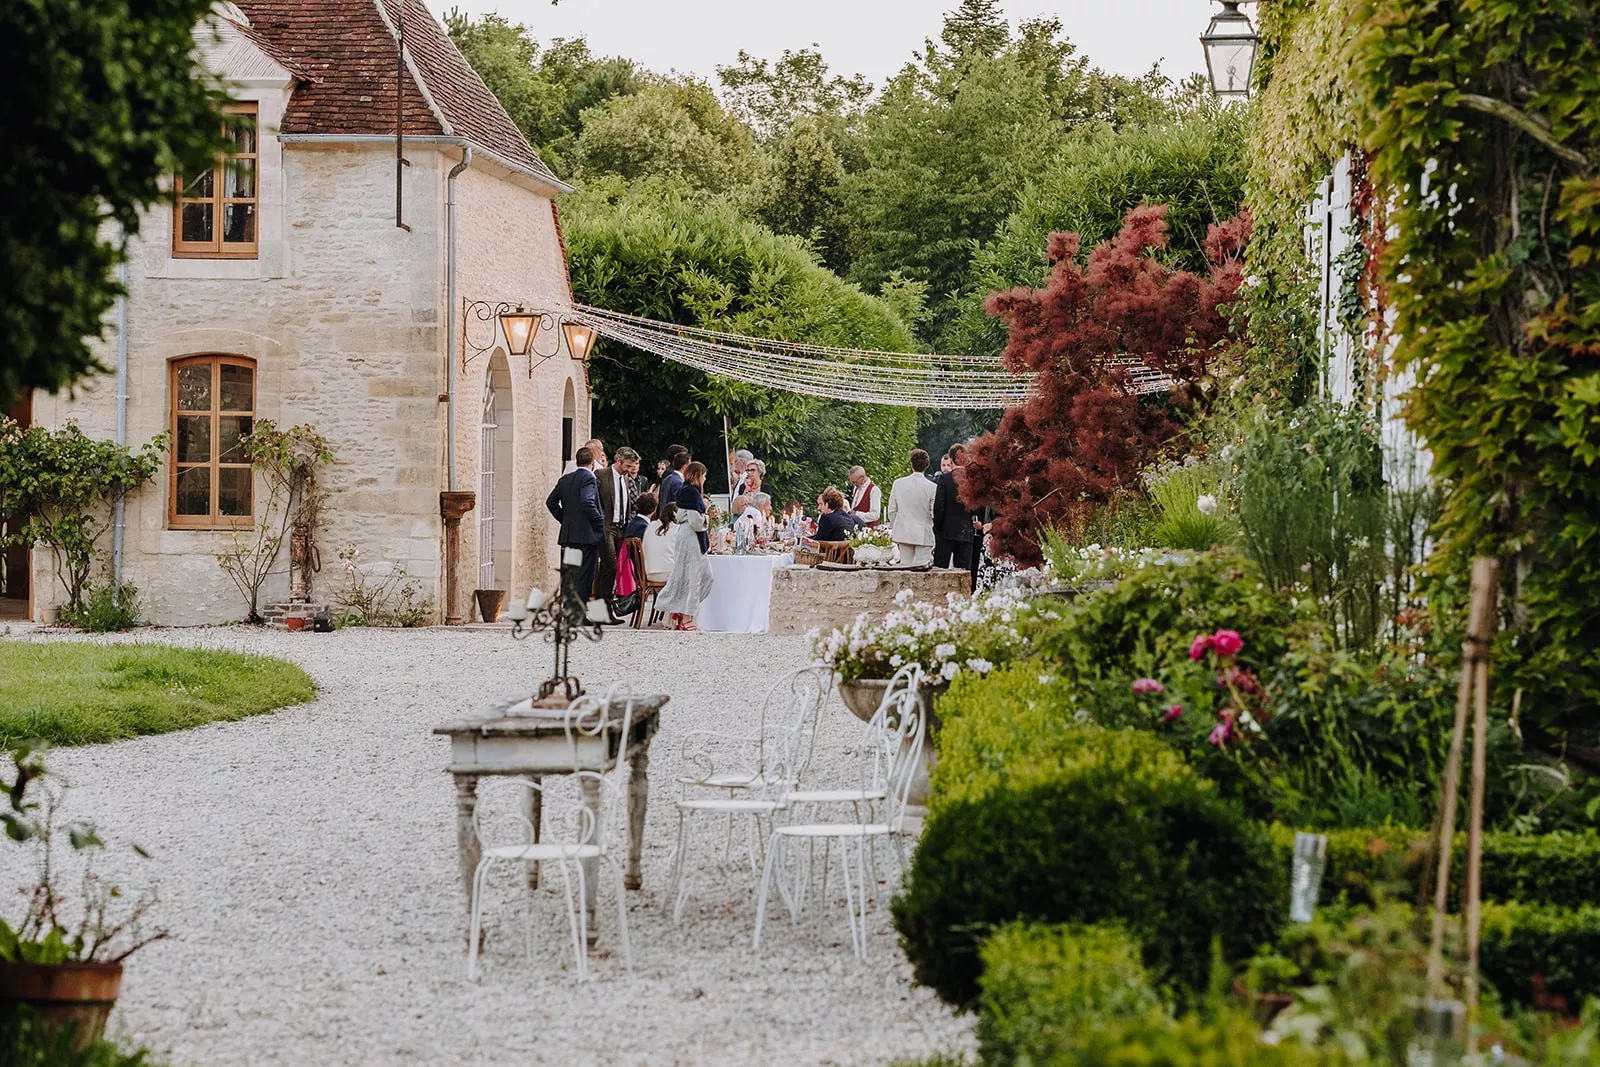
[0,745,167,1050]
[847,525,895,565]
[473,589,506,623]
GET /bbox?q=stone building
[9,0,586,626]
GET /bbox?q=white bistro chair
[466,690,636,981]
[752,673,926,959]
[666,665,832,920]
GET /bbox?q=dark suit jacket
[676,484,709,553]
[932,470,974,543]
[815,509,860,543]
[622,514,650,541]
[596,466,636,527]
[546,467,604,547]
[657,471,684,515]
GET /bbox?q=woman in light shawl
[657,463,714,630]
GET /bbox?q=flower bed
[809,586,1053,684]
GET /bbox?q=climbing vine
[1353,0,1600,750]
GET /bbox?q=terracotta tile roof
[232,0,564,187]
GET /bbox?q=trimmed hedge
[1481,902,1600,1011]
[1268,825,1600,911]
[1024,1012,1339,1066]
[894,669,1287,1006]
[977,923,1162,1067]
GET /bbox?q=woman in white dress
[654,501,714,631]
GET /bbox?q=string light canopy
[561,303,1174,409]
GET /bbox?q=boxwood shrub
[1481,902,1600,1011]
[977,923,1163,1067]
[894,671,1286,1006]
[1268,825,1600,911]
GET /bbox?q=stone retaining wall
[767,566,971,636]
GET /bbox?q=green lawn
[0,641,316,746]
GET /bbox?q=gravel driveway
[0,625,972,1067]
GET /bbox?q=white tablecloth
[698,554,794,633]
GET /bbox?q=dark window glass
[218,467,252,517]
[219,364,253,412]
[177,415,211,464]
[176,466,210,516]
[181,202,213,243]
[177,364,211,410]
[218,416,252,462]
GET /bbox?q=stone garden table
[434,692,667,943]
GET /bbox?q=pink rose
[1188,634,1212,661]
[1163,704,1184,723]
[1131,677,1165,696]
[1212,630,1244,657]
[1207,708,1237,747]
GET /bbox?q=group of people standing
[543,436,1002,634]
[545,438,716,631]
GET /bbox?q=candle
[505,598,528,621]
[526,587,548,612]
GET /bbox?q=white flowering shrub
[1042,541,1197,586]
[809,586,1055,683]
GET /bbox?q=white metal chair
[776,663,923,914]
[466,689,636,981]
[666,665,832,919]
[752,675,926,959]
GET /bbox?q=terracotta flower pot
[474,589,506,624]
[0,960,123,1050]
[284,616,305,632]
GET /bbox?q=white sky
[441,0,1210,88]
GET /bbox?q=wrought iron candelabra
[508,565,604,702]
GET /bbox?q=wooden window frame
[168,356,256,530]
[173,103,260,260]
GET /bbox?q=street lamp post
[1200,0,1260,100]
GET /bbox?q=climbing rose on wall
[959,205,1249,564]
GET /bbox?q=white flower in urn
[1196,494,1218,515]
[934,642,957,662]
[941,661,962,681]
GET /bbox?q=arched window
[170,355,256,528]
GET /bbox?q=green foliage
[215,421,333,623]
[977,923,1163,1067]
[444,14,643,172]
[1267,825,1600,914]
[0,1004,164,1067]
[0,643,315,746]
[0,0,230,403]
[716,47,872,141]
[1351,0,1600,746]
[63,582,141,633]
[574,80,760,196]
[1146,460,1232,551]
[565,192,917,501]
[0,421,165,614]
[1222,400,1428,653]
[945,111,1248,356]
[894,715,1285,1006]
[1031,1011,1338,1067]
[331,545,433,627]
[1482,902,1600,1011]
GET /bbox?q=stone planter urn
[474,589,506,624]
[0,960,123,1050]
[838,676,947,812]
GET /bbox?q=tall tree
[1,0,228,404]
[716,47,872,140]
[574,79,760,196]
[959,206,1249,563]
[565,193,918,502]
[445,14,643,173]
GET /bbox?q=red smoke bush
[960,204,1249,564]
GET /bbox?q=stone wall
[31,142,450,625]
[449,162,583,616]
[767,566,972,636]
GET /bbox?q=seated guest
[642,500,678,584]
[809,486,860,544]
[741,459,766,497]
[729,493,753,523]
[624,492,656,541]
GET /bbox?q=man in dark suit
[932,443,975,574]
[656,445,689,517]
[545,446,605,605]
[594,446,641,601]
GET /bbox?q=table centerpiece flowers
[847,525,895,564]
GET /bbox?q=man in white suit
[887,448,938,566]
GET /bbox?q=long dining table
[697,552,795,633]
